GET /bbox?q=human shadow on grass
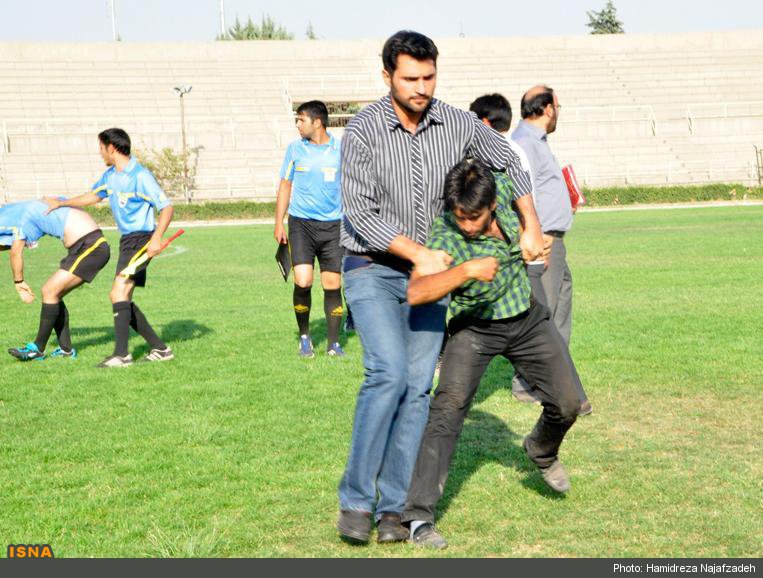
[69,319,213,355]
[435,361,565,522]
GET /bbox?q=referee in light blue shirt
[47,128,176,368]
[274,100,345,359]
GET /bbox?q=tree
[586,1,624,34]
[218,15,294,41]
[306,21,317,40]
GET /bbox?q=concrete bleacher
[1,31,762,203]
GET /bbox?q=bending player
[46,128,175,367]
[1,200,110,360]
[401,159,581,548]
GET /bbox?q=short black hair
[444,158,496,215]
[382,30,438,74]
[98,128,131,156]
[296,100,329,128]
[520,86,555,119]
[469,93,512,133]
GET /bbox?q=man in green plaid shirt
[401,159,581,549]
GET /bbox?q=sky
[0,0,761,42]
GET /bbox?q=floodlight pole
[110,0,118,42]
[174,86,193,202]
[219,0,226,38]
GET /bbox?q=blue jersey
[0,200,70,247]
[92,157,171,235]
[279,134,342,221]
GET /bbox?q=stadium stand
[1,31,762,202]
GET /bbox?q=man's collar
[302,133,336,148]
[382,94,443,132]
[519,120,547,140]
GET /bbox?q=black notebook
[275,242,292,282]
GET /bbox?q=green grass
[0,206,761,558]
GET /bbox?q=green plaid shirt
[426,172,531,321]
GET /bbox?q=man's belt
[545,230,566,238]
[344,251,412,274]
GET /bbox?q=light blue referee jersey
[0,200,70,246]
[92,157,171,235]
[279,134,342,221]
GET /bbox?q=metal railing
[0,115,288,154]
[559,105,657,136]
[686,101,763,135]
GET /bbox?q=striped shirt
[340,94,533,254]
[426,172,531,321]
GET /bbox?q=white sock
[409,520,427,538]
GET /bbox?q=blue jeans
[338,260,447,517]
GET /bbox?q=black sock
[112,301,132,357]
[54,300,72,352]
[34,303,60,352]
[324,289,343,345]
[130,302,166,350]
[293,285,312,336]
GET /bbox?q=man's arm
[45,192,102,213]
[146,205,174,258]
[342,130,450,274]
[470,116,544,261]
[407,257,498,306]
[274,178,292,244]
[9,240,34,303]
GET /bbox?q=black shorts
[59,229,110,283]
[116,231,153,288]
[288,215,342,273]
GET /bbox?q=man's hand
[542,234,554,264]
[413,248,453,276]
[274,222,288,244]
[15,281,35,303]
[465,257,499,282]
[520,229,544,263]
[43,196,63,214]
[146,237,164,259]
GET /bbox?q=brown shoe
[376,513,408,544]
[337,510,372,544]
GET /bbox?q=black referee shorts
[116,231,153,287]
[59,229,110,283]
[288,215,342,273]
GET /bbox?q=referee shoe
[142,347,174,362]
[8,342,46,361]
[97,354,134,368]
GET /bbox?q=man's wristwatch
[14,279,24,284]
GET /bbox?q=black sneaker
[142,347,174,362]
[410,523,448,549]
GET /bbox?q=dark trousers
[402,302,580,525]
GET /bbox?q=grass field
[0,205,761,558]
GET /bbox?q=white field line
[93,200,763,231]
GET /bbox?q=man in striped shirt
[336,30,544,545]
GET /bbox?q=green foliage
[218,15,294,41]
[1,209,761,556]
[582,183,763,206]
[135,147,200,204]
[586,0,625,34]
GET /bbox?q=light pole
[110,0,119,41]
[219,0,226,39]
[174,85,193,202]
